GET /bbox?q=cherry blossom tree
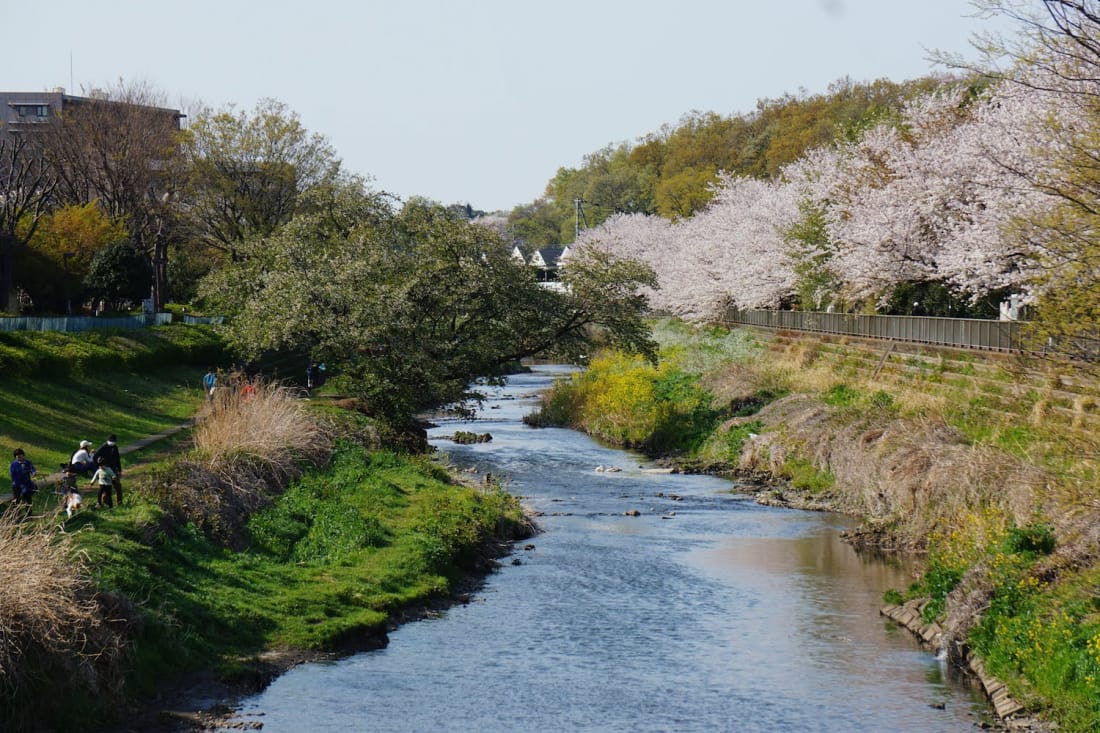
[577,73,1073,323]
[782,82,1056,311]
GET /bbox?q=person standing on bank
[203,368,217,400]
[94,434,123,507]
[9,448,37,504]
[88,456,116,510]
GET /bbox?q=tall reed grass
[0,511,126,730]
[195,377,330,469]
[153,377,334,547]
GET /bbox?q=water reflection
[227,365,991,732]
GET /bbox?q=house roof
[510,243,572,268]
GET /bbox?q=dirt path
[3,412,205,512]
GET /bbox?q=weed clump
[151,378,334,548]
[0,511,127,731]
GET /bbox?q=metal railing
[180,314,224,325]
[0,313,174,333]
[719,307,1024,352]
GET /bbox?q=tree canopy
[198,184,657,425]
[180,98,341,258]
[504,76,944,247]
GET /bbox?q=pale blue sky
[3,1,1018,212]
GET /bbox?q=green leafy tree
[19,203,128,312]
[655,166,719,220]
[180,98,341,259]
[783,199,840,310]
[507,198,564,248]
[199,191,656,426]
[83,239,153,311]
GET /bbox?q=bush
[1004,522,1056,557]
[782,456,835,494]
[524,350,719,453]
[718,420,763,462]
[823,383,860,407]
[920,563,964,622]
[524,377,583,428]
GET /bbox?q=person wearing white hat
[70,440,95,475]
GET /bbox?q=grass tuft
[0,511,127,730]
[154,378,334,548]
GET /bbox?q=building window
[13,104,50,121]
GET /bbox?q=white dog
[63,489,83,518]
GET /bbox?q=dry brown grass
[153,377,334,548]
[738,395,1051,549]
[195,377,330,465]
[0,511,127,728]
[723,340,1058,550]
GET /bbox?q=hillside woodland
[502,3,1100,362]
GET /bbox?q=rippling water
[227,365,991,732]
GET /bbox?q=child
[88,456,116,510]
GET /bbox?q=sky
[3,0,1022,213]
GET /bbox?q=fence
[0,312,184,333]
[718,307,1025,352]
[180,314,224,326]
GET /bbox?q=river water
[226,365,992,732]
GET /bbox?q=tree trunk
[0,237,16,313]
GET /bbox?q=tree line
[501,75,946,248]
[514,1,1100,357]
[0,84,659,428]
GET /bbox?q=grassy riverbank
[0,325,226,473]
[529,318,1100,732]
[0,327,530,732]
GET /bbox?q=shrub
[782,456,836,494]
[722,420,763,461]
[523,381,579,427]
[823,383,860,407]
[920,563,965,622]
[526,350,720,454]
[1004,522,1056,557]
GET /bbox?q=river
[224,365,992,732]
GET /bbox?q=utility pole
[574,198,588,240]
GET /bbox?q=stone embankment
[880,599,1036,728]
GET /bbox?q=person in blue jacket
[203,367,217,399]
[9,448,37,504]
